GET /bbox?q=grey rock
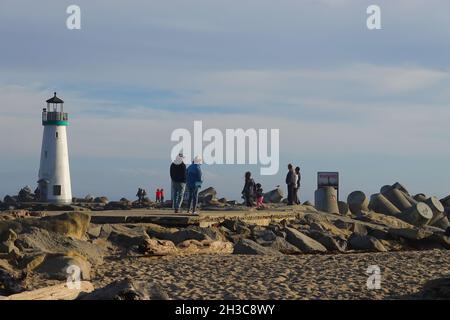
[267,237,301,254]
[233,239,281,255]
[348,234,387,252]
[284,227,327,253]
[306,230,347,252]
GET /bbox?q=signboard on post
[317,172,339,199]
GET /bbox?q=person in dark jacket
[242,171,256,207]
[285,164,296,205]
[170,153,187,213]
[186,156,203,215]
[294,166,301,204]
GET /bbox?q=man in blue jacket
[186,156,203,215]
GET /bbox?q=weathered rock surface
[284,227,327,253]
[348,234,387,252]
[233,239,281,255]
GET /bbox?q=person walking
[242,171,256,207]
[170,153,187,213]
[186,156,203,215]
[294,166,301,204]
[136,188,143,203]
[285,164,296,205]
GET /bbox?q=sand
[83,249,449,300]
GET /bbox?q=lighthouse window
[55,132,59,138]
[53,185,62,196]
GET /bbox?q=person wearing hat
[186,155,203,215]
[170,153,187,213]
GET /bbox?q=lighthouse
[37,92,72,204]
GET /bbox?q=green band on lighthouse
[43,120,69,126]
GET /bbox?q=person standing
[186,156,203,215]
[294,166,301,204]
[136,188,143,203]
[170,153,187,213]
[255,183,265,209]
[242,171,256,207]
[285,164,296,205]
[155,188,161,203]
[160,188,165,203]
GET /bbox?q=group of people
[155,188,165,203]
[143,158,301,214]
[170,153,203,214]
[285,164,301,205]
[241,171,265,209]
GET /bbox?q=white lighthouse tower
[37,92,72,204]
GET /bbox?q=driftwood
[3,281,94,300]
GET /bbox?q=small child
[255,183,265,209]
[155,188,161,203]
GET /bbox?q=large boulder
[263,188,284,203]
[348,234,387,252]
[388,228,433,241]
[284,227,327,253]
[138,238,178,256]
[306,230,347,252]
[198,187,217,204]
[81,279,169,300]
[0,212,91,241]
[233,239,281,255]
[266,237,301,254]
[17,186,35,202]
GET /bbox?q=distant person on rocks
[136,188,143,203]
[156,188,161,203]
[285,164,296,205]
[186,156,203,215]
[242,171,256,207]
[160,188,165,203]
[255,183,265,209]
[141,189,147,202]
[170,153,187,213]
[294,166,301,204]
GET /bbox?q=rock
[84,195,94,203]
[0,212,91,241]
[138,238,178,256]
[440,196,450,208]
[347,191,369,215]
[303,200,313,206]
[177,239,234,254]
[81,279,169,300]
[35,253,91,281]
[337,201,350,215]
[309,219,351,238]
[105,201,131,210]
[284,227,327,253]
[198,187,217,204]
[267,237,301,254]
[350,222,368,236]
[355,211,414,229]
[252,228,277,245]
[107,225,150,248]
[414,193,428,202]
[420,278,450,299]
[218,198,228,204]
[184,226,226,242]
[94,196,109,204]
[388,228,433,241]
[227,200,237,206]
[16,228,104,265]
[167,228,209,245]
[397,202,433,227]
[391,182,410,195]
[348,234,387,252]
[306,230,347,252]
[87,224,102,238]
[233,239,282,255]
[263,188,284,203]
[18,186,35,202]
[221,219,251,235]
[369,193,401,216]
[3,195,17,207]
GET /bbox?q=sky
[0,0,450,202]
